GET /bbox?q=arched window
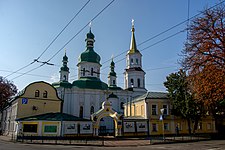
[136,58,138,64]
[90,106,94,115]
[130,79,134,87]
[79,106,83,118]
[35,90,39,97]
[120,102,124,109]
[63,75,67,81]
[82,68,85,76]
[131,58,133,65]
[91,68,93,76]
[113,80,116,85]
[137,78,141,87]
[43,91,48,98]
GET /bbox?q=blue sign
[22,98,28,104]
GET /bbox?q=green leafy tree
[0,76,17,111]
[164,70,204,134]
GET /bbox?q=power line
[101,30,185,71]
[4,61,35,79]
[0,69,52,78]
[101,0,225,67]
[4,0,91,79]
[46,0,115,63]
[10,0,115,81]
[36,0,91,61]
[11,64,45,80]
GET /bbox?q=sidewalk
[0,135,12,142]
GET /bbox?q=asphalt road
[1,140,225,150]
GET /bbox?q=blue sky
[0,0,222,92]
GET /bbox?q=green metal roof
[60,66,69,72]
[72,77,108,90]
[52,81,72,88]
[78,49,101,64]
[108,85,122,90]
[16,112,90,121]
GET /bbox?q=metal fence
[14,134,213,146]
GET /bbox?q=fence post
[55,136,57,144]
[22,134,24,143]
[102,136,104,146]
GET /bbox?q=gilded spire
[128,19,139,54]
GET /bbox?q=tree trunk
[193,119,198,134]
[187,119,192,135]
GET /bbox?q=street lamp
[160,108,165,140]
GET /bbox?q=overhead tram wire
[11,64,46,80]
[101,29,185,71]
[46,0,115,63]
[0,69,52,78]
[100,0,225,67]
[10,0,115,81]
[35,0,91,61]
[4,61,36,79]
[4,0,91,79]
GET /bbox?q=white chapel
[52,21,147,135]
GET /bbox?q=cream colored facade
[16,81,62,119]
[124,92,217,136]
[0,81,62,135]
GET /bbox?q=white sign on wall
[64,122,77,134]
[136,122,148,132]
[80,122,93,134]
[123,122,135,132]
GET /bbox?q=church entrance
[99,116,115,136]
[91,100,122,137]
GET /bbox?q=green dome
[60,66,69,72]
[78,29,101,64]
[79,50,101,64]
[63,55,68,61]
[87,29,95,39]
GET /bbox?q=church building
[52,21,147,136]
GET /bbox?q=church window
[82,68,85,76]
[91,68,93,76]
[79,106,83,118]
[136,58,138,64]
[90,106,94,115]
[131,58,133,65]
[113,80,116,85]
[130,79,134,87]
[35,90,40,97]
[120,102,124,109]
[43,91,48,98]
[137,78,140,87]
[63,75,67,81]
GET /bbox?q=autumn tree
[182,4,225,117]
[164,70,204,134]
[0,76,17,111]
